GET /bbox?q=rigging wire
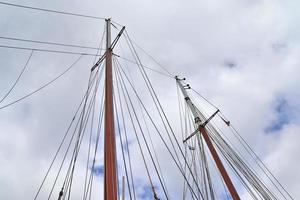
[189,86,290,198]
[225,117,295,200]
[57,72,100,200]
[83,24,106,199]
[123,31,204,199]
[129,38,174,77]
[114,66,137,200]
[114,61,165,199]
[85,98,104,200]
[63,93,97,200]
[178,76,287,199]
[119,55,170,198]
[190,86,294,199]
[0,1,105,20]
[63,58,105,200]
[67,78,99,200]
[83,80,97,199]
[113,57,137,200]
[17,15,293,199]
[83,83,105,200]
[187,88,262,199]
[115,54,173,78]
[33,68,100,200]
[0,50,34,104]
[0,36,101,50]
[55,73,100,200]
[189,83,289,198]
[111,20,124,28]
[115,56,201,200]
[0,45,101,56]
[113,91,133,200]
[0,54,86,110]
[114,38,138,200]
[190,86,275,198]
[190,88,219,111]
[186,86,287,199]
[82,67,105,200]
[209,127,277,199]
[122,39,200,198]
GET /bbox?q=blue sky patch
[138,185,157,200]
[265,98,292,133]
[92,165,104,177]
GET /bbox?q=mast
[104,18,118,200]
[122,176,125,200]
[176,77,240,200]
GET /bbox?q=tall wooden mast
[103,18,118,200]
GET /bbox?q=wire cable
[115,54,173,78]
[0,1,105,20]
[0,44,101,56]
[0,50,34,103]
[120,54,170,197]
[33,68,101,199]
[33,71,94,200]
[83,25,106,199]
[55,73,100,200]
[113,92,133,200]
[0,36,101,50]
[130,39,174,77]
[115,57,201,199]
[123,31,204,199]
[0,54,84,110]
[115,62,163,199]
[114,64,137,200]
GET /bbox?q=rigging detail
[0,6,294,198]
[177,76,240,200]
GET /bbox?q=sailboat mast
[103,18,118,200]
[176,77,240,200]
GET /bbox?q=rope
[118,56,170,198]
[0,45,101,56]
[115,57,201,199]
[130,38,174,77]
[114,61,164,199]
[0,55,83,110]
[113,92,133,200]
[116,55,173,78]
[0,1,105,20]
[0,36,101,50]
[33,68,99,199]
[0,50,34,103]
[114,64,137,200]
[123,31,204,199]
[47,70,99,199]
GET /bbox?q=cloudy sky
[0,0,299,199]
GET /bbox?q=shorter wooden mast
[176,77,241,200]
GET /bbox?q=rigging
[0,54,85,110]
[0,13,294,199]
[0,50,34,104]
[0,1,105,20]
[0,36,101,50]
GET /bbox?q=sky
[0,0,300,199]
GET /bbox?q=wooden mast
[176,77,240,200]
[104,18,118,200]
